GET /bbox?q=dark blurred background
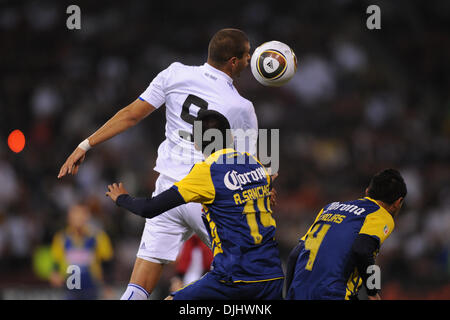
[0,0,449,299]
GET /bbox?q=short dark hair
[367,169,407,204]
[194,110,233,155]
[208,28,249,65]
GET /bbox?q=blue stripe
[138,97,146,101]
[127,292,134,300]
[128,283,149,298]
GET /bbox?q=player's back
[173,148,284,283]
[202,149,283,283]
[140,62,258,181]
[287,197,394,300]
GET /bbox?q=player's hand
[368,293,381,300]
[270,173,278,207]
[270,187,278,207]
[270,172,278,182]
[49,272,64,288]
[106,182,128,202]
[170,276,184,293]
[57,147,86,178]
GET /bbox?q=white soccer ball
[251,40,298,87]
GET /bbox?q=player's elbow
[130,205,150,218]
[117,107,141,127]
[122,99,155,125]
[131,204,157,218]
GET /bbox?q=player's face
[232,42,251,78]
[68,205,90,229]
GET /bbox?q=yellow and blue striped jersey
[171,148,284,283]
[51,226,113,288]
[288,197,394,299]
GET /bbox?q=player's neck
[68,225,88,237]
[206,60,233,79]
[368,197,395,217]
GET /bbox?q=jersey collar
[364,197,392,215]
[364,196,381,206]
[205,148,237,165]
[203,63,234,85]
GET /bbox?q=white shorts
[136,174,211,264]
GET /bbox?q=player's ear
[365,187,369,197]
[394,197,404,210]
[391,197,404,218]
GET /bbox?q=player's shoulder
[352,197,394,231]
[363,198,394,222]
[167,61,188,69]
[52,230,65,242]
[161,62,206,84]
[161,61,189,74]
[358,198,395,242]
[207,149,266,176]
[323,197,380,216]
[93,228,110,240]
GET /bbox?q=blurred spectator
[49,204,113,299]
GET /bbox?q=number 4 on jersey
[304,222,331,271]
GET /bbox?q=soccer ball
[250,41,298,87]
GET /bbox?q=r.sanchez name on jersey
[139,62,258,181]
[287,197,394,300]
[171,148,284,283]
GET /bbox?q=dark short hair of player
[367,168,407,205]
[208,28,249,65]
[195,110,233,155]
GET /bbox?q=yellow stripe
[174,274,206,293]
[260,197,276,228]
[246,213,262,245]
[231,276,285,284]
[345,268,362,300]
[205,211,223,256]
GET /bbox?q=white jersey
[139,62,258,181]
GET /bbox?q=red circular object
[8,129,26,153]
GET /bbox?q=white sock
[120,283,150,300]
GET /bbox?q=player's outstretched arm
[57,99,155,178]
[106,182,186,219]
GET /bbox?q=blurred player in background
[49,204,113,300]
[285,169,407,300]
[58,28,258,299]
[106,111,284,300]
[169,235,213,293]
